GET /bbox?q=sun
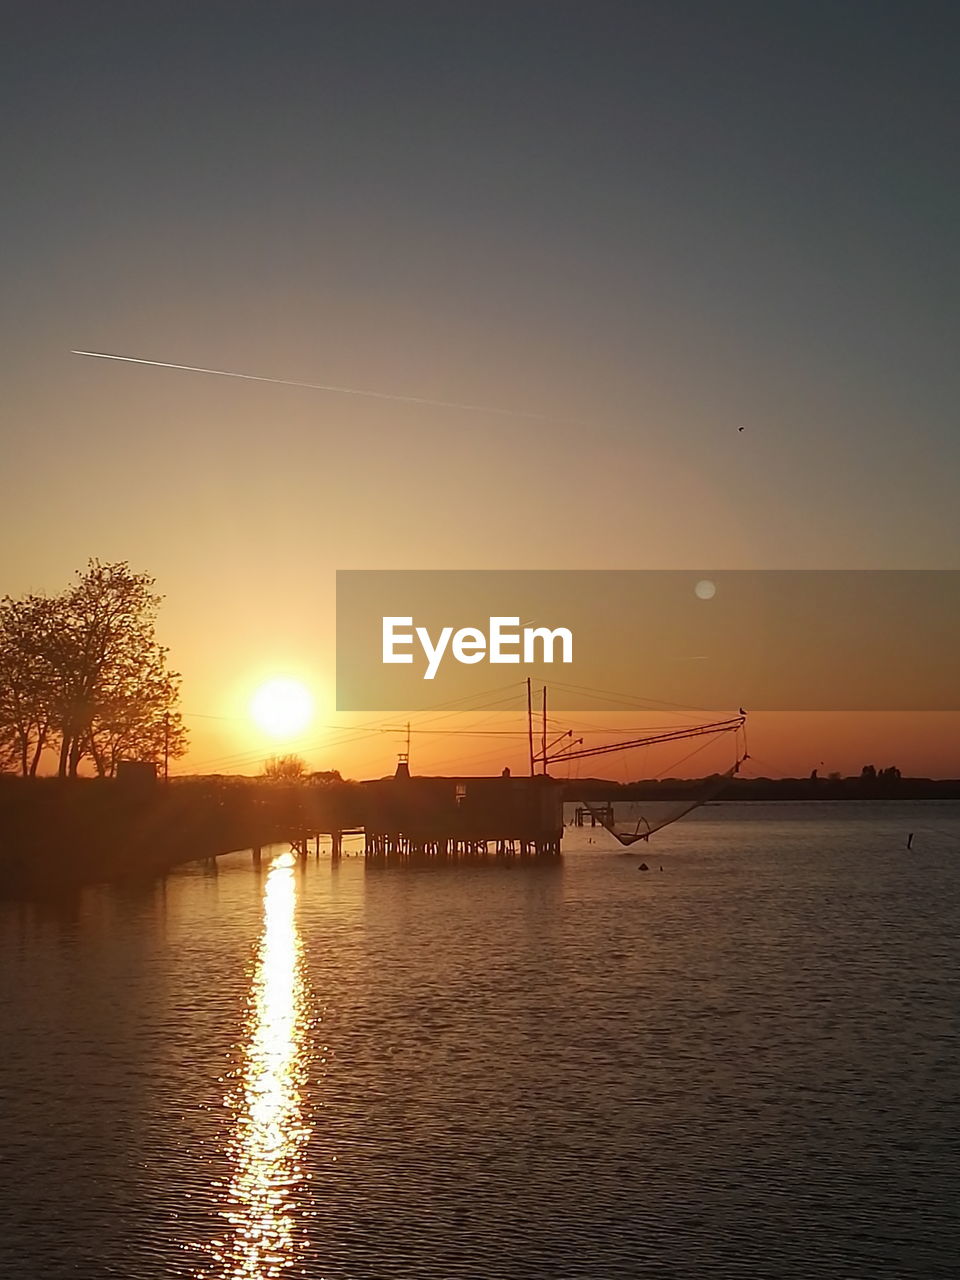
[249,677,315,739]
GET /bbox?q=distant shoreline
[3,774,960,803]
[564,778,960,803]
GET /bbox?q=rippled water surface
[2,802,960,1278]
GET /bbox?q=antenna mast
[383,721,412,773]
[527,678,535,777]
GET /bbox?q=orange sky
[171,682,960,782]
[4,10,959,780]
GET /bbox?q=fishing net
[582,761,742,845]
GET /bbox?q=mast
[527,677,535,777]
[541,684,548,775]
[383,720,412,775]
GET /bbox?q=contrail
[70,349,559,422]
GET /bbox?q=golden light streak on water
[211,853,312,1278]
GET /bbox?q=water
[2,802,959,1278]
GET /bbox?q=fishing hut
[361,760,564,859]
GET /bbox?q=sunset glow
[4,8,960,1279]
[249,679,315,740]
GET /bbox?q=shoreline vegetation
[4,771,960,802]
[1,561,187,780]
[0,775,363,890]
[565,773,960,802]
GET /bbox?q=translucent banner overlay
[336,570,960,711]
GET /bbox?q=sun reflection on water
[213,853,311,1278]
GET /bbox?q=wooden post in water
[331,830,342,862]
[252,846,262,866]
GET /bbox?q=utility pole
[527,678,534,777]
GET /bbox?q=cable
[548,678,739,719]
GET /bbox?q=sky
[2,1,958,777]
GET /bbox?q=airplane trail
[70,349,560,422]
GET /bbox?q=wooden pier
[572,802,613,828]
